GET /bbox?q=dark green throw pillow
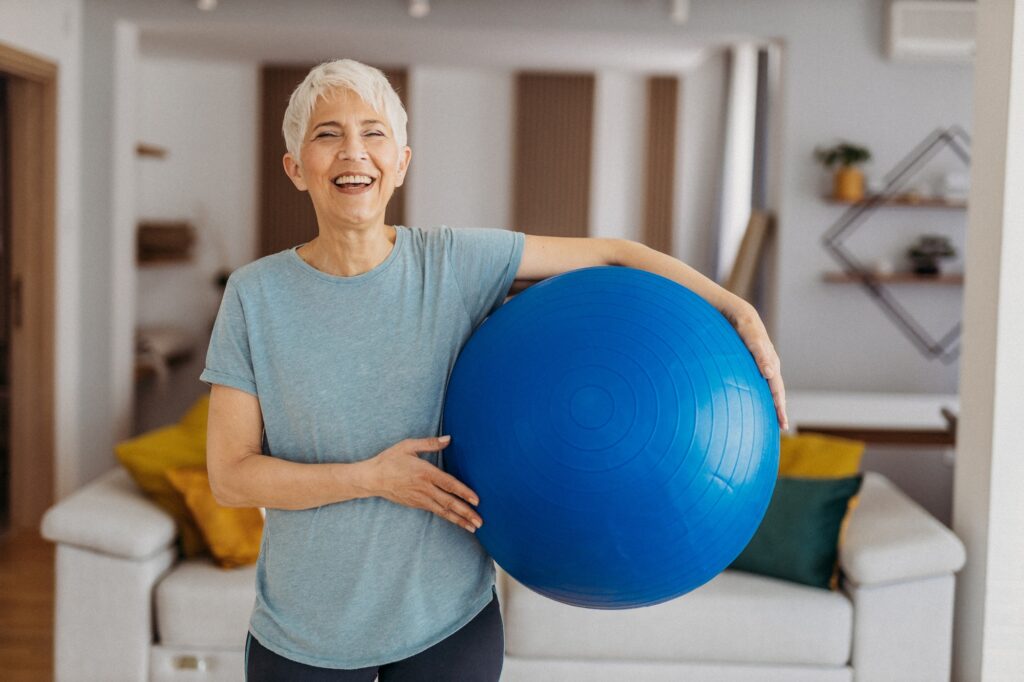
[729,474,863,590]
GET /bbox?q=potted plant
[815,141,872,202]
[906,235,956,276]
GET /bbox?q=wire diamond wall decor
[821,126,971,365]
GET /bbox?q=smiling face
[283,87,412,231]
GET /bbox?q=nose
[338,134,368,161]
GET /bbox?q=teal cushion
[729,474,863,590]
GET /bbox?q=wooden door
[0,43,57,530]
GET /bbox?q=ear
[282,152,308,192]
[394,146,413,188]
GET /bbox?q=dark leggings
[245,591,503,681]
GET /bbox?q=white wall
[590,71,646,243]
[0,0,83,498]
[77,0,121,489]
[676,48,730,274]
[133,55,259,432]
[406,67,514,230]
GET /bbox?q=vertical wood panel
[259,65,408,258]
[259,65,318,257]
[513,73,594,237]
[643,76,679,254]
[382,69,407,230]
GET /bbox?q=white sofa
[41,468,965,682]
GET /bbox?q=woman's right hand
[365,436,483,533]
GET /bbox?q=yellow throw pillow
[779,432,864,477]
[165,467,264,569]
[115,393,212,558]
[778,432,866,590]
[177,393,210,445]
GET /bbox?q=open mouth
[332,174,376,192]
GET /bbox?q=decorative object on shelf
[937,170,970,202]
[137,221,195,264]
[815,141,872,202]
[907,234,956,275]
[821,125,971,364]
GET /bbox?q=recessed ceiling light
[670,0,689,25]
[409,0,430,19]
[196,0,218,11]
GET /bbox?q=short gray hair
[282,59,409,165]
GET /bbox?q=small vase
[833,167,865,202]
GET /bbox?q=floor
[0,526,54,681]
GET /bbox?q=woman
[202,59,788,681]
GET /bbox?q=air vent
[888,1,977,62]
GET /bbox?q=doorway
[0,42,58,535]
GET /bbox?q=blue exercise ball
[442,266,779,609]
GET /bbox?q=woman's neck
[299,224,397,277]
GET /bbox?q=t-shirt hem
[246,587,496,670]
[199,368,257,397]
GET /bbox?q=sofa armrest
[41,466,178,560]
[840,471,965,587]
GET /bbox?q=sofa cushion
[115,394,211,558]
[165,466,264,569]
[155,558,256,648]
[501,569,852,667]
[730,475,863,589]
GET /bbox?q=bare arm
[206,384,373,510]
[206,384,482,531]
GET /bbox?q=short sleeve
[199,276,258,396]
[444,226,525,328]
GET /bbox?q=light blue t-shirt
[199,225,525,669]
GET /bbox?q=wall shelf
[136,143,167,159]
[824,271,964,285]
[820,125,971,364]
[824,195,966,209]
[137,220,195,265]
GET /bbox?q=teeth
[334,175,374,185]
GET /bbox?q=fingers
[432,469,479,507]
[399,436,483,532]
[769,374,789,431]
[738,326,788,431]
[759,350,788,430]
[406,436,480,505]
[409,435,452,453]
[428,489,483,533]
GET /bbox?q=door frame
[0,42,57,530]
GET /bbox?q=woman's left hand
[726,303,789,431]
